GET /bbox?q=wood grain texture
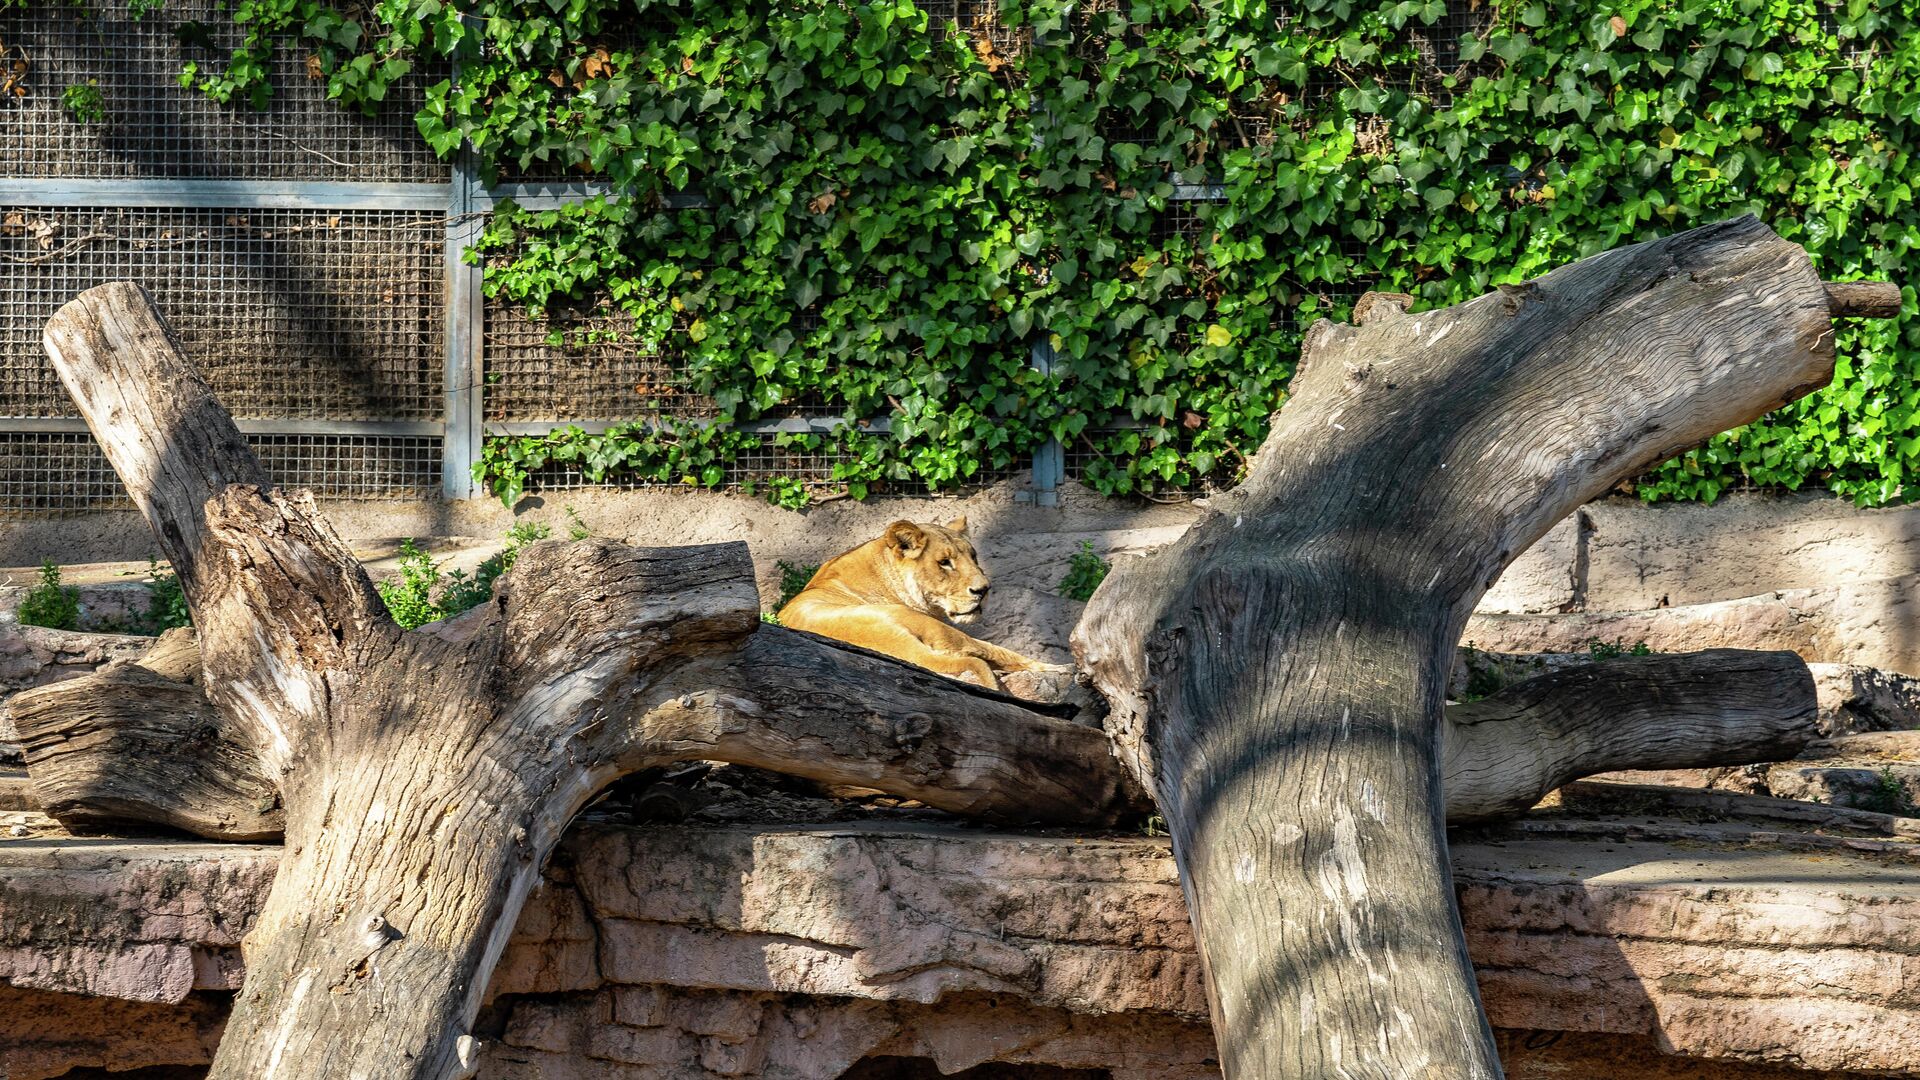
[1073,215,1849,1078]
[1444,649,1816,822]
[32,242,1884,1080]
[10,628,281,840]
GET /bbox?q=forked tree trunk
[38,284,1138,1079]
[1073,215,1894,1077]
[33,215,1894,1080]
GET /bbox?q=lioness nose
[971,583,990,597]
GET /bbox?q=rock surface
[1605,726,1920,815]
[1464,574,1920,680]
[1583,492,1920,612]
[2,814,1916,1079]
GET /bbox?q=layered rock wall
[3,819,1914,1079]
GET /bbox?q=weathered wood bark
[1444,648,1814,822]
[38,283,1150,1080]
[35,220,1887,1080]
[1072,215,1879,1078]
[9,624,1136,836]
[11,629,283,839]
[16,629,1815,840]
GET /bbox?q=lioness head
[883,516,990,624]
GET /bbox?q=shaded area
[840,1060,1109,1079]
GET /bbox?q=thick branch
[1444,648,1815,822]
[9,630,282,840]
[42,283,388,779]
[17,639,1814,839]
[1826,281,1903,318]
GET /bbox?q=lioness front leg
[963,637,1070,675]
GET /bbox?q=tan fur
[777,516,1065,690]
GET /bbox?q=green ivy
[174,0,1920,506]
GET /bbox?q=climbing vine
[171,0,1920,505]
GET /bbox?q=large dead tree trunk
[38,284,1142,1079]
[12,633,1815,840]
[32,216,1891,1079]
[1073,215,1893,1077]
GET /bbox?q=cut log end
[1825,280,1903,319]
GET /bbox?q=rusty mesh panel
[0,0,442,181]
[0,431,440,512]
[482,299,712,423]
[0,206,444,420]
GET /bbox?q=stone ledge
[3,815,1917,1077]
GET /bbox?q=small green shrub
[1585,638,1652,662]
[1856,767,1915,817]
[376,540,445,629]
[1057,541,1111,603]
[377,521,559,629]
[761,560,820,624]
[775,561,818,608]
[17,560,80,631]
[564,505,591,541]
[140,557,191,632]
[62,80,105,124]
[1457,646,1508,703]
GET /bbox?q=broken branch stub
[1074,215,1886,1078]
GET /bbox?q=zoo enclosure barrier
[0,0,1414,515]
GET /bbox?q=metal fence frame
[0,9,1230,512]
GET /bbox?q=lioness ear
[886,520,928,558]
[947,515,969,534]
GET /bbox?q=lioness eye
[939,559,953,569]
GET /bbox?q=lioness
[778,517,1064,689]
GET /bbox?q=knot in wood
[1350,290,1414,324]
[893,713,934,749]
[359,913,398,951]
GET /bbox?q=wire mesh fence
[0,4,1378,512]
[0,206,445,421]
[0,429,440,511]
[0,0,442,182]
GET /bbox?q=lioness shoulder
[778,517,1061,689]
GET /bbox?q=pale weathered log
[35,282,1159,1080]
[18,632,1813,840]
[1444,648,1814,822]
[11,629,282,839]
[1073,215,1864,1077]
[38,229,1889,1080]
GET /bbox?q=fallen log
[1443,649,1815,822]
[14,635,1815,839]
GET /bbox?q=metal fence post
[442,152,484,501]
[1028,335,1064,507]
